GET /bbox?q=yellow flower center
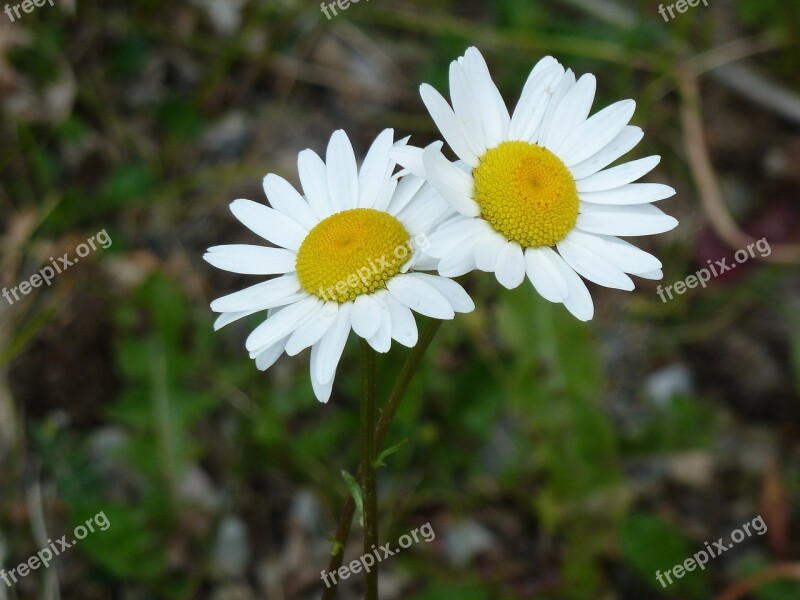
[473,141,579,248]
[295,208,411,303]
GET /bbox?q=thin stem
[360,339,379,600]
[322,319,443,600]
[374,319,442,445]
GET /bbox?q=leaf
[374,438,409,468]
[328,538,343,558]
[341,470,364,528]
[619,513,709,597]
[101,163,156,208]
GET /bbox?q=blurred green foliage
[2,0,798,598]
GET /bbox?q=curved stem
[360,339,379,600]
[321,318,443,600]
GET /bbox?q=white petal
[359,128,395,209]
[372,172,398,213]
[560,100,636,166]
[406,273,474,313]
[326,130,359,212]
[383,293,418,347]
[245,296,321,352]
[204,245,296,275]
[524,246,568,302]
[214,307,264,331]
[395,179,453,236]
[420,83,479,167]
[548,250,595,321]
[449,61,488,158]
[262,174,317,230]
[473,230,507,272]
[579,183,676,205]
[310,369,334,404]
[438,249,476,277]
[254,337,288,372]
[351,294,382,339]
[422,145,479,217]
[543,73,596,153]
[509,63,564,141]
[314,302,353,385]
[210,274,301,313]
[557,233,635,291]
[387,174,427,216]
[412,253,440,272]
[366,294,392,353]
[386,274,455,320]
[568,126,644,180]
[284,301,339,356]
[462,47,510,147]
[577,203,678,236]
[564,230,662,274]
[229,199,307,251]
[576,156,661,192]
[298,149,333,219]
[633,268,663,280]
[494,242,526,289]
[530,55,560,77]
[427,216,485,258]
[536,69,575,147]
[391,141,442,179]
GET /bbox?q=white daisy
[395,47,678,321]
[205,129,474,403]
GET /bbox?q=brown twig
[676,69,800,265]
[715,563,800,600]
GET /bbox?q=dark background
[1,0,799,598]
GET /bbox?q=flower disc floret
[473,141,580,248]
[296,208,411,302]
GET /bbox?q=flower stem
[360,338,379,600]
[321,319,443,600]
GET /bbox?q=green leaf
[619,513,709,598]
[100,163,156,209]
[341,470,364,528]
[158,99,205,139]
[374,438,408,468]
[329,538,343,557]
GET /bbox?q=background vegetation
[1,0,799,598]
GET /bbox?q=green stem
[322,319,443,600]
[360,339,379,600]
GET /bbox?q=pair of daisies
[205,47,678,402]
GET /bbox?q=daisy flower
[395,47,678,321]
[205,129,474,403]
